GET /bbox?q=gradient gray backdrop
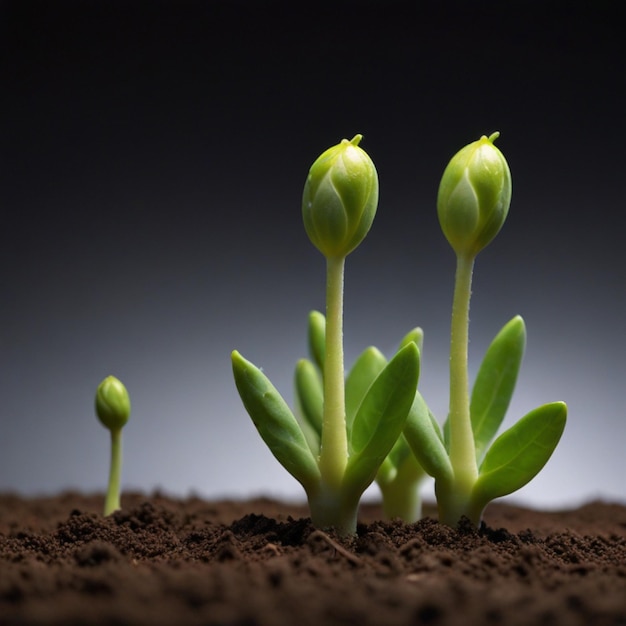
[2,0,624,510]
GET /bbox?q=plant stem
[104,428,123,516]
[319,255,348,490]
[448,253,478,493]
[307,486,359,537]
[379,458,425,523]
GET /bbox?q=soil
[1,492,625,626]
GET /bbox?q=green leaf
[404,391,453,483]
[473,401,567,503]
[398,327,424,353]
[294,358,323,455]
[294,359,324,457]
[344,343,420,495]
[345,346,387,431]
[232,350,321,492]
[471,316,526,463]
[307,311,326,372]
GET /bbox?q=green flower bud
[302,134,379,258]
[95,376,131,431]
[437,132,512,257]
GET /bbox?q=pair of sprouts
[233,133,566,535]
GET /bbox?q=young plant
[403,132,567,527]
[295,311,427,522]
[95,375,131,516]
[232,135,420,536]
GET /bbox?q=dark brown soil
[1,492,625,626]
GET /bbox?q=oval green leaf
[398,327,424,353]
[294,358,323,455]
[344,343,419,495]
[307,311,326,372]
[471,315,526,463]
[345,346,387,431]
[473,401,567,504]
[404,391,453,483]
[232,350,321,492]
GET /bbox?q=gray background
[2,0,624,510]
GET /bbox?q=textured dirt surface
[1,492,626,625]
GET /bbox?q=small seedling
[402,132,567,527]
[295,311,427,522]
[95,375,131,516]
[232,135,420,535]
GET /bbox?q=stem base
[307,485,360,537]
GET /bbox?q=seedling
[232,135,420,535]
[95,375,131,516]
[403,133,567,526]
[295,311,427,522]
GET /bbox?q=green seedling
[95,375,131,516]
[403,132,567,527]
[295,311,427,522]
[232,135,420,535]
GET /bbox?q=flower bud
[302,134,378,258]
[95,376,131,431]
[437,132,512,257]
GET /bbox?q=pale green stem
[379,458,425,523]
[448,253,478,493]
[381,482,421,523]
[307,487,359,537]
[435,478,485,527]
[318,255,348,490]
[104,428,123,516]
